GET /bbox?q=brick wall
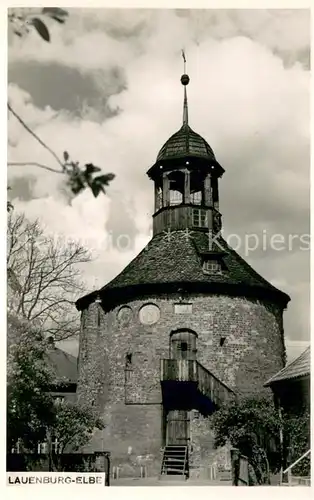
[77,293,286,475]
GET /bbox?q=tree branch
[7,102,64,170]
[8,161,63,175]
[7,212,90,341]
[30,299,76,322]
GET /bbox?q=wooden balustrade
[160,359,234,408]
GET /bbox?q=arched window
[190,170,204,205]
[156,186,162,210]
[168,171,184,206]
[170,329,197,361]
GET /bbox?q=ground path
[111,477,232,486]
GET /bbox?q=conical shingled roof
[157,124,216,162]
[75,231,290,310]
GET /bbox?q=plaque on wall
[174,303,193,314]
[117,306,133,325]
[139,304,160,325]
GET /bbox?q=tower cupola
[147,53,224,239]
[76,52,290,313]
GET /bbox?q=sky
[7,8,310,362]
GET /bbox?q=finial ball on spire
[181,74,190,86]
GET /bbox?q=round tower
[76,60,290,478]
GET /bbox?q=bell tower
[147,54,225,244]
[76,51,290,479]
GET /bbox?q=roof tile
[46,347,77,384]
[157,124,216,162]
[264,346,310,386]
[92,231,290,305]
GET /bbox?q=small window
[168,171,184,206]
[170,330,197,360]
[220,337,226,347]
[203,260,222,274]
[190,191,202,205]
[178,342,189,352]
[125,353,132,366]
[156,187,162,209]
[170,190,183,206]
[192,209,208,228]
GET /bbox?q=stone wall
[77,293,286,475]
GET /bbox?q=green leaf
[84,163,101,175]
[30,18,50,42]
[90,181,105,198]
[44,12,66,24]
[51,16,66,24]
[93,173,115,186]
[42,8,68,19]
[67,170,86,195]
[71,185,85,195]
[69,179,85,195]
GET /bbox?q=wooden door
[170,331,196,361]
[166,410,189,445]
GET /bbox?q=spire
[181,50,190,126]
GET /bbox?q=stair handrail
[283,449,310,475]
[195,360,236,395]
[282,449,310,486]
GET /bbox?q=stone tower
[76,66,290,477]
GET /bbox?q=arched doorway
[170,329,197,361]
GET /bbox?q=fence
[230,448,249,486]
[208,464,217,480]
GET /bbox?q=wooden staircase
[160,445,188,479]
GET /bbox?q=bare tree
[7,212,91,341]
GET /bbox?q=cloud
[7,9,310,356]
[285,339,310,363]
[8,61,125,121]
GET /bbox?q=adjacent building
[265,346,310,476]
